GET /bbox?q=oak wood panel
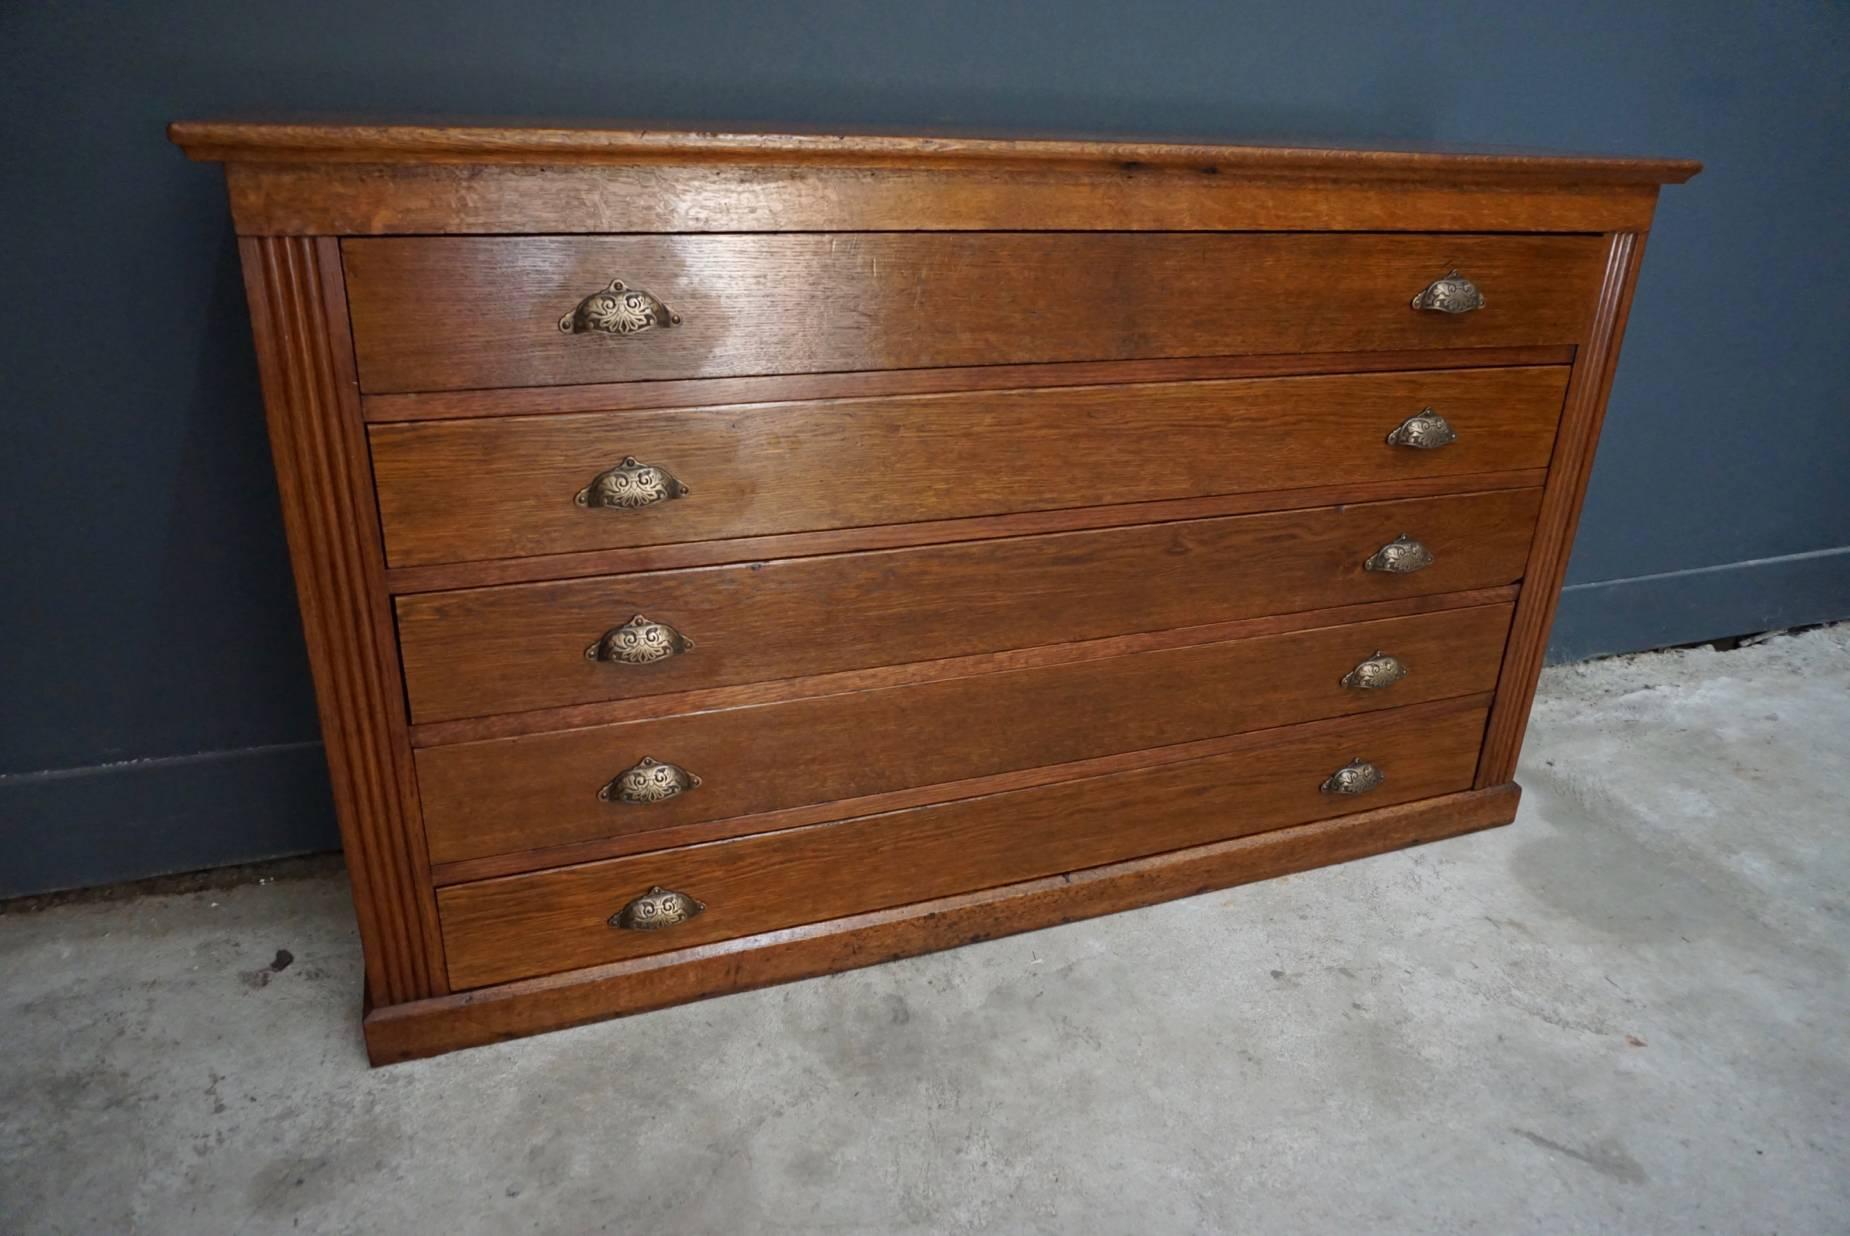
[238,237,445,1003]
[417,603,1514,865]
[343,234,1609,394]
[396,488,1543,724]
[1478,233,1647,785]
[438,698,1491,988]
[170,121,1701,183]
[373,782,1521,1063]
[372,367,1569,567]
[429,692,1487,884]
[411,587,1519,749]
[220,162,1668,238]
[430,688,1494,885]
[362,346,1580,424]
[383,470,1548,595]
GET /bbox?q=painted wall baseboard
[1550,545,1850,663]
[0,743,338,899]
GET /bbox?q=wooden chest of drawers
[170,121,1697,1063]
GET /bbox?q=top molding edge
[167,121,1702,185]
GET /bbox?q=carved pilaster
[239,236,445,1003]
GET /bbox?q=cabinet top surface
[168,118,1700,184]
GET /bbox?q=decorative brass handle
[1321,759,1385,796]
[575,456,690,509]
[1410,270,1484,314]
[585,614,694,664]
[599,756,702,805]
[1386,410,1458,449]
[610,885,705,931]
[1364,534,1435,574]
[1341,652,1408,690]
[559,279,681,335]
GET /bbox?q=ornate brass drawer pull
[1364,534,1435,574]
[1386,410,1458,449]
[574,456,690,509]
[1411,270,1484,314]
[1321,759,1385,796]
[610,885,705,931]
[599,756,702,805]
[585,614,694,664]
[1342,651,1408,690]
[559,279,681,335]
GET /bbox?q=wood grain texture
[396,488,1543,724]
[342,233,1609,394]
[370,781,1521,1063]
[416,603,1514,867]
[1477,233,1647,785]
[437,698,1491,989]
[237,237,445,1004]
[361,346,1581,424]
[219,162,1668,237]
[169,115,1696,239]
[169,120,1701,182]
[430,689,1494,885]
[382,470,1548,594]
[410,587,1519,749]
[371,366,1569,567]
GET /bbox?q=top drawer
[342,233,1608,394]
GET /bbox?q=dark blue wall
[3,1,1846,895]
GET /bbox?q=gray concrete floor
[4,627,1848,1235]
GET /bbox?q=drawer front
[418,603,1512,865]
[344,233,1607,394]
[371,366,1568,568]
[397,487,1541,724]
[437,699,1490,988]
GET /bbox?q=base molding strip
[364,783,1519,1064]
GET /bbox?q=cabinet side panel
[239,235,446,1003]
[1477,231,1647,785]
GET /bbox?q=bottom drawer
[437,698,1489,989]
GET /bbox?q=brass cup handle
[575,456,690,509]
[1364,534,1435,574]
[610,885,705,931]
[1342,651,1408,690]
[1386,410,1458,449]
[1321,759,1385,796]
[599,757,702,805]
[586,614,694,664]
[559,279,681,335]
[1411,270,1485,314]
